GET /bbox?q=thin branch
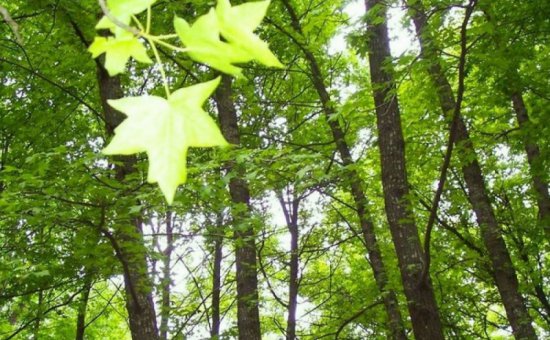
[419,0,477,287]
[97,0,140,35]
[0,5,23,44]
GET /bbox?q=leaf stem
[132,15,145,32]
[147,37,189,53]
[154,34,179,40]
[148,38,171,97]
[146,6,152,34]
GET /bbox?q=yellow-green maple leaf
[96,0,156,32]
[89,32,152,76]
[216,0,283,68]
[103,77,228,204]
[174,9,251,77]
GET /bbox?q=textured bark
[96,59,159,340]
[160,211,174,340]
[364,1,445,338]
[75,277,92,340]
[279,1,406,338]
[277,193,300,340]
[215,75,262,340]
[33,290,43,340]
[511,93,550,240]
[211,213,224,339]
[406,2,537,338]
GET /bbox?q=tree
[1,0,549,338]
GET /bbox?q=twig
[419,0,477,287]
[0,5,23,44]
[97,0,140,35]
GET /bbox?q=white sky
[329,0,419,57]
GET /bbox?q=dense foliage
[1,0,549,339]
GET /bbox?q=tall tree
[277,0,406,338]
[95,51,160,340]
[405,0,537,337]
[215,75,262,340]
[364,0,445,338]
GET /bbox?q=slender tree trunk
[75,277,92,340]
[160,211,174,340]
[279,1,406,338]
[277,192,300,340]
[364,1,445,338]
[215,75,262,340]
[211,212,224,339]
[511,93,550,239]
[96,58,159,340]
[406,2,537,338]
[33,290,43,340]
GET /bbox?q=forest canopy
[0,0,549,339]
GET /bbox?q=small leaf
[96,0,156,32]
[216,0,283,68]
[89,32,152,76]
[103,77,228,204]
[174,9,251,77]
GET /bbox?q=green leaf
[88,32,152,76]
[174,9,251,77]
[216,0,283,68]
[102,77,228,204]
[96,0,156,32]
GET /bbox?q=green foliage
[89,32,152,76]
[89,0,282,203]
[1,0,550,338]
[103,77,228,204]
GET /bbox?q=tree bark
[75,277,92,340]
[511,92,550,240]
[278,1,407,338]
[406,2,537,338]
[277,192,300,340]
[215,75,262,340]
[160,211,174,340]
[96,58,159,340]
[364,1,445,338]
[279,1,407,338]
[211,212,224,339]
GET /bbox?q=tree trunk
[75,277,92,340]
[279,1,406,338]
[160,211,174,340]
[406,2,537,338]
[96,58,159,340]
[277,192,300,340]
[33,290,43,340]
[511,92,550,240]
[215,75,262,340]
[364,1,445,338]
[211,213,224,339]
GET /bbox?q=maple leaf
[89,32,152,76]
[174,9,251,77]
[216,0,283,68]
[103,77,228,204]
[96,0,156,32]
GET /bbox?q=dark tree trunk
[364,1,445,338]
[215,75,262,340]
[279,1,406,338]
[160,211,174,340]
[75,277,92,340]
[33,290,43,340]
[96,59,159,340]
[277,192,300,340]
[406,2,537,338]
[511,93,550,239]
[211,213,224,339]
